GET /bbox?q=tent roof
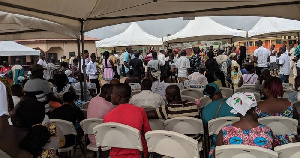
[0,0,299,32]
[96,22,162,47]
[0,41,40,56]
[248,17,300,38]
[164,17,246,43]
[0,11,79,41]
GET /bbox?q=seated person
[65,70,77,85]
[296,76,300,101]
[110,78,120,86]
[104,83,151,158]
[147,85,198,119]
[255,77,298,146]
[187,65,208,86]
[150,73,166,97]
[49,92,85,148]
[87,84,114,147]
[130,79,165,109]
[214,92,274,158]
[11,84,24,107]
[124,69,140,84]
[201,83,236,125]
[53,73,76,102]
[238,64,258,87]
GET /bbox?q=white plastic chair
[283,89,296,99]
[235,86,259,93]
[93,122,144,157]
[49,119,77,156]
[282,83,293,89]
[181,95,196,102]
[188,85,205,90]
[82,101,89,109]
[184,80,199,87]
[293,101,300,115]
[149,119,165,130]
[165,83,184,91]
[199,96,212,108]
[274,142,300,158]
[208,117,240,136]
[181,89,204,99]
[220,87,233,98]
[164,117,204,151]
[258,116,298,135]
[80,118,103,158]
[215,145,278,158]
[129,83,141,91]
[145,130,200,158]
[131,90,141,97]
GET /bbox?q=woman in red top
[0,61,10,74]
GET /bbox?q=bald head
[165,85,181,103]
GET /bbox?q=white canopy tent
[0,41,40,56]
[0,11,79,41]
[0,0,299,32]
[248,17,300,38]
[96,22,162,47]
[164,17,246,44]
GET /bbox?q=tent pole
[77,38,84,100]
[80,19,87,101]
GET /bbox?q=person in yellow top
[230,53,242,89]
[109,50,119,78]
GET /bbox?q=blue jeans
[279,74,289,83]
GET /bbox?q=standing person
[215,50,229,79]
[0,61,10,75]
[8,58,24,84]
[205,51,218,74]
[278,46,290,83]
[238,46,246,66]
[294,39,300,76]
[109,50,118,78]
[86,54,100,94]
[37,52,47,68]
[254,40,271,77]
[269,44,278,76]
[158,50,166,62]
[175,50,190,83]
[230,53,242,89]
[45,57,56,81]
[189,47,203,73]
[289,43,297,78]
[102,51,114,81]
[103,83,151,158]
[147,51,164,79]
[81,50,90,73]
[71,59,79,79]
[167,53,177,83]
[238,64,258,87]
[122,46,131,76]
[129,52,143,79]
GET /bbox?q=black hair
[181,49,187,56]
[207,51,214,59]
[193,47,200,54]
[152,51,158,58]
[100,84,113,101]
[73,59,78,63]
[103,51,110,68]
[167,49,172,54]
[63,92,76,103]
[141,79,152,90]
[205,71,215,83]
[128,69,135,76]
[215,69,226,87]
[245,64,255,73]
[166,85,181,101]
[54,73,68,93]
[113,83,132,101]
[84,50,89,53]
[204,85,216,99]
[11,84,23,97]
[11,98,50,158]
[60,61,68,68]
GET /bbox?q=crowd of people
[0,39,300,158]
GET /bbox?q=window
[276,40,282,44]
[47,53,58,63]
[69,52,75,58]
[249,41,253,47]
[11,56,26,65]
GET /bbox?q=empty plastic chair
[184,80,199,87]
[274,142,300,158]
[129,83,141,91]
[220,87,233,98]
[145,130,200,158]
[80,118,103,158]
[258,116,298,135]
[93,122,144,157]
[215,145,278,158]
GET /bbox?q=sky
[85,16,261,39]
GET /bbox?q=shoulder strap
[214,99,225,119]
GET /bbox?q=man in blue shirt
[122,46,131,76]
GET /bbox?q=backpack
[160,61,171,79]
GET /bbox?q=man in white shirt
[158,50,166,63]
[147,52,164,79]
[278,46,290,83]
[254,40,271,77]
[175,50,190,83]
[86,54,100,93]
[81,50,90,73]
[37,52,47,78]
[289,43,297,78]
[130,79,165,108]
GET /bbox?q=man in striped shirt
[147,85,199,119]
